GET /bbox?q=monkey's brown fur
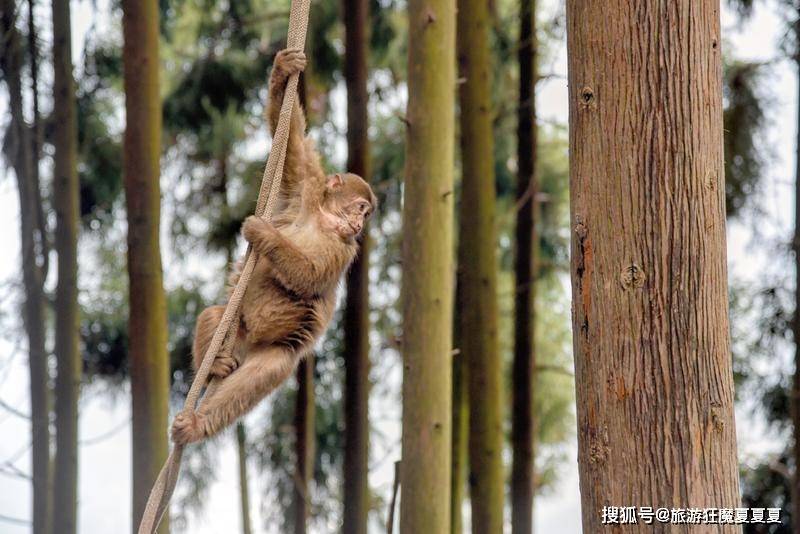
[171,49,376,445]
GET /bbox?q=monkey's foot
[171,412,207,445]
[210,355,238,380]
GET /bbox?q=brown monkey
[171,48,376,445]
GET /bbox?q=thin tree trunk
[217,157,252,534]
[566,2,741,531]
[52,2,81,533]
[791,49,800,534]
[122,2,170,532]
[294,354,315,534]
[450,318,468,534]
[511,0,537,531]
[28,0,48,279]
[400,0,456,529]
[342,0,371,531]
[456,0,504,531]
[236,422,253,534]
[0,5,51,533]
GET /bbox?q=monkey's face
[323,173,377,239]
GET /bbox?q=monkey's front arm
[242,216,328,297]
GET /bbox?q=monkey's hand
[242,215,277,249]
[210,355,238,380]
[271,48,307,87]
[171,411,207,445]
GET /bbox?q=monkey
[171,48,377,445]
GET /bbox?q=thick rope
[136,1,311,531]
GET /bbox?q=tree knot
[620,263,646,290]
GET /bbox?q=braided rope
[136,1,311,531]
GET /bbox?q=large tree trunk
[293,355,315,534]
[511,0,537,531]
[342,0,371,532]
[566,2,741,531]
[0,4,51,533]
[51,2,81,533]
[400,0,456,529]
[456,0,504,531]
[122,2,170,533]
[236,422,253,534]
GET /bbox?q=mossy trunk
[122,2,170,532]
[456,0,504,531]
[511,0,537,531]
[342,0,371,530]
[400,0,456,529]
[0,5,51,533]
[293,355,315,534]
[566,2,741,531]
[52,2,81,533]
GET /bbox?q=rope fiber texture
[136,1,311,531]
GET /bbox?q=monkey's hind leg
[193,305,239,381]
[171,344,299,444]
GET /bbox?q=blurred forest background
[0,0,797,533]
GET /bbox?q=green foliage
[723,61,770,217]
[75,38,124,226]
[741,455,793,533]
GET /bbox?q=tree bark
[342,0,371,532]
[294,354,315,534]
[122,2,170,532]
[511,0,537,531]
[566,2,741,531]
[400,0,456,529]
[52,2,81,533]
[236,422,253,534]
[456,0,504,531]
[0,4,51,533]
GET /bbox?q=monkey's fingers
[210,356,238,380]
[276,49,307,70]
[242,215,269,243]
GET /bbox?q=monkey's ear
[327,173,344,189]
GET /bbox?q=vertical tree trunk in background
[791,46,800,534]
[293,354,315,534]
[566,2,741,531]
[456,0,503,531]
[52,2,81,533]
[122,2,170,532]
[28,0,48,279]
[511,0,537,531]
[236,422,253,534]
[342,0,371,531]
[0,5,51,533]
[450,313,468,534]
[400,0,455,529]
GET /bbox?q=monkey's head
[319,173,377,240]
